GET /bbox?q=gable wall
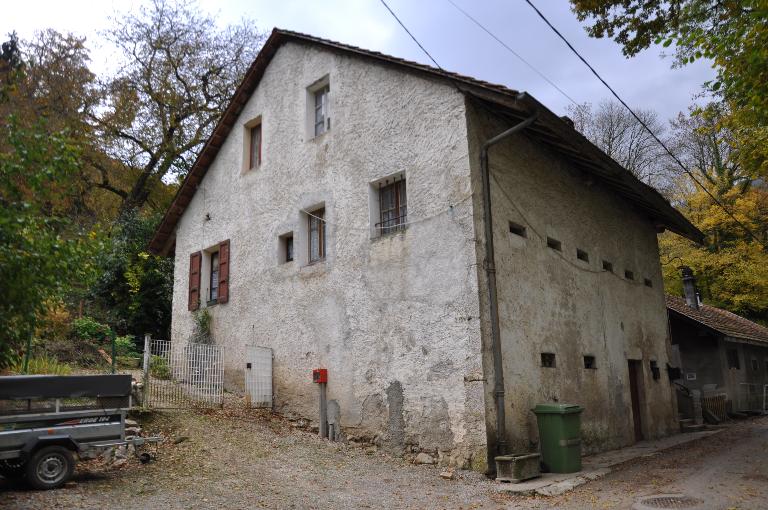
[171,42,487,469]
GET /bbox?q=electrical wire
[379,0,444,71]
[522,0,766,249]
[378,0,651,285]
[445,0,578,106]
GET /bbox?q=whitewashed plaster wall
[171,42,487,469]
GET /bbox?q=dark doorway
[627,360,644,442]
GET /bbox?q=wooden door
[627,360,644,441]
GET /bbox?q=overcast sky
[3,0,714,119]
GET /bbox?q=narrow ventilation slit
[546,237,562,252]
[576,248,589,262]
[602,260,613,272]
[509,221,527,238]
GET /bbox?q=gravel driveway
[2,404,766,510]
[1,402,509,510]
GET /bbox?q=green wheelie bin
[532,403,583,473]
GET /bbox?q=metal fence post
[142,333,151,408]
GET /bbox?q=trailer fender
[20,435,80,460]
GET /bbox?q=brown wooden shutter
[217,239,230,304]
[188,251,202,311]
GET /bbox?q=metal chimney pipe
[680,266,699,310]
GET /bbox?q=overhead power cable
[445,0,578,106]
[379,0,444,71]
[522,0,765,249]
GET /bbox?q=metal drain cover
[635,494,703,509]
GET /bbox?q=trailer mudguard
[20,435,80,460]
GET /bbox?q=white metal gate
[244,345,273,408]
[736,383,768,413]
[142,336,224,408]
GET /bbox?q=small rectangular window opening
[602,260,613,272]
[541,352,556,368]
[279,232,294,264]
[509,222,527,238]
[624,270,635,280]
[644,278,653,288]
[576,248,589,262]
[583,355,596,369]
[546,237,562,252]
[751,358,759,371]
[727,349,740,369]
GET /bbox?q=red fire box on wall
[312,368,328,384]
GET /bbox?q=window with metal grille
[209,251,220,303]
[249,123,262,169]
[377,178,407,234]
[314,85,330,137]
[308,208,325,263]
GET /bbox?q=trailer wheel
[25,446,75,490]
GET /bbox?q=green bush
[149,355,171,379]
[72,317,113,341]
[114,335,140,357]
[9,355,72,375]
[116,355,141,369]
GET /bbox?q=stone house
[149,29,703,471]
[668,268,768,418]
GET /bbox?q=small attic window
[602,260,613,272]
[509,222,527,238]
[576,249,589,262]
[624,270,635,280]
[546,237,562,252]
[541,352,556,368]
[583,355,596,369]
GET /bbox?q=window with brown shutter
[217,239,230,304]
[188,251,202,311]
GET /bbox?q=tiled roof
[667,295,768,345]
[148,28,703,254]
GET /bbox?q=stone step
[681,423,706,433]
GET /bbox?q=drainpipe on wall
[479,94,538,457]
[680,266,699,310]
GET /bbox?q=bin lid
[532,403,583,414]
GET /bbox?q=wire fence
[143,337,224,408]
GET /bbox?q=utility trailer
[0,374,160,490]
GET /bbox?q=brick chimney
[680,266,699,310]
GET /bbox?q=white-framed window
[314,85,330,136]
[308,208,326,263]
[307,76,330,139]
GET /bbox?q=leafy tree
[570,0,768,178]
[94,0,265,212]
[661,185,768,323]
[90,210,173,339]
[0,118,99,368]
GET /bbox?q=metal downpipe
[479,98,538,459]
